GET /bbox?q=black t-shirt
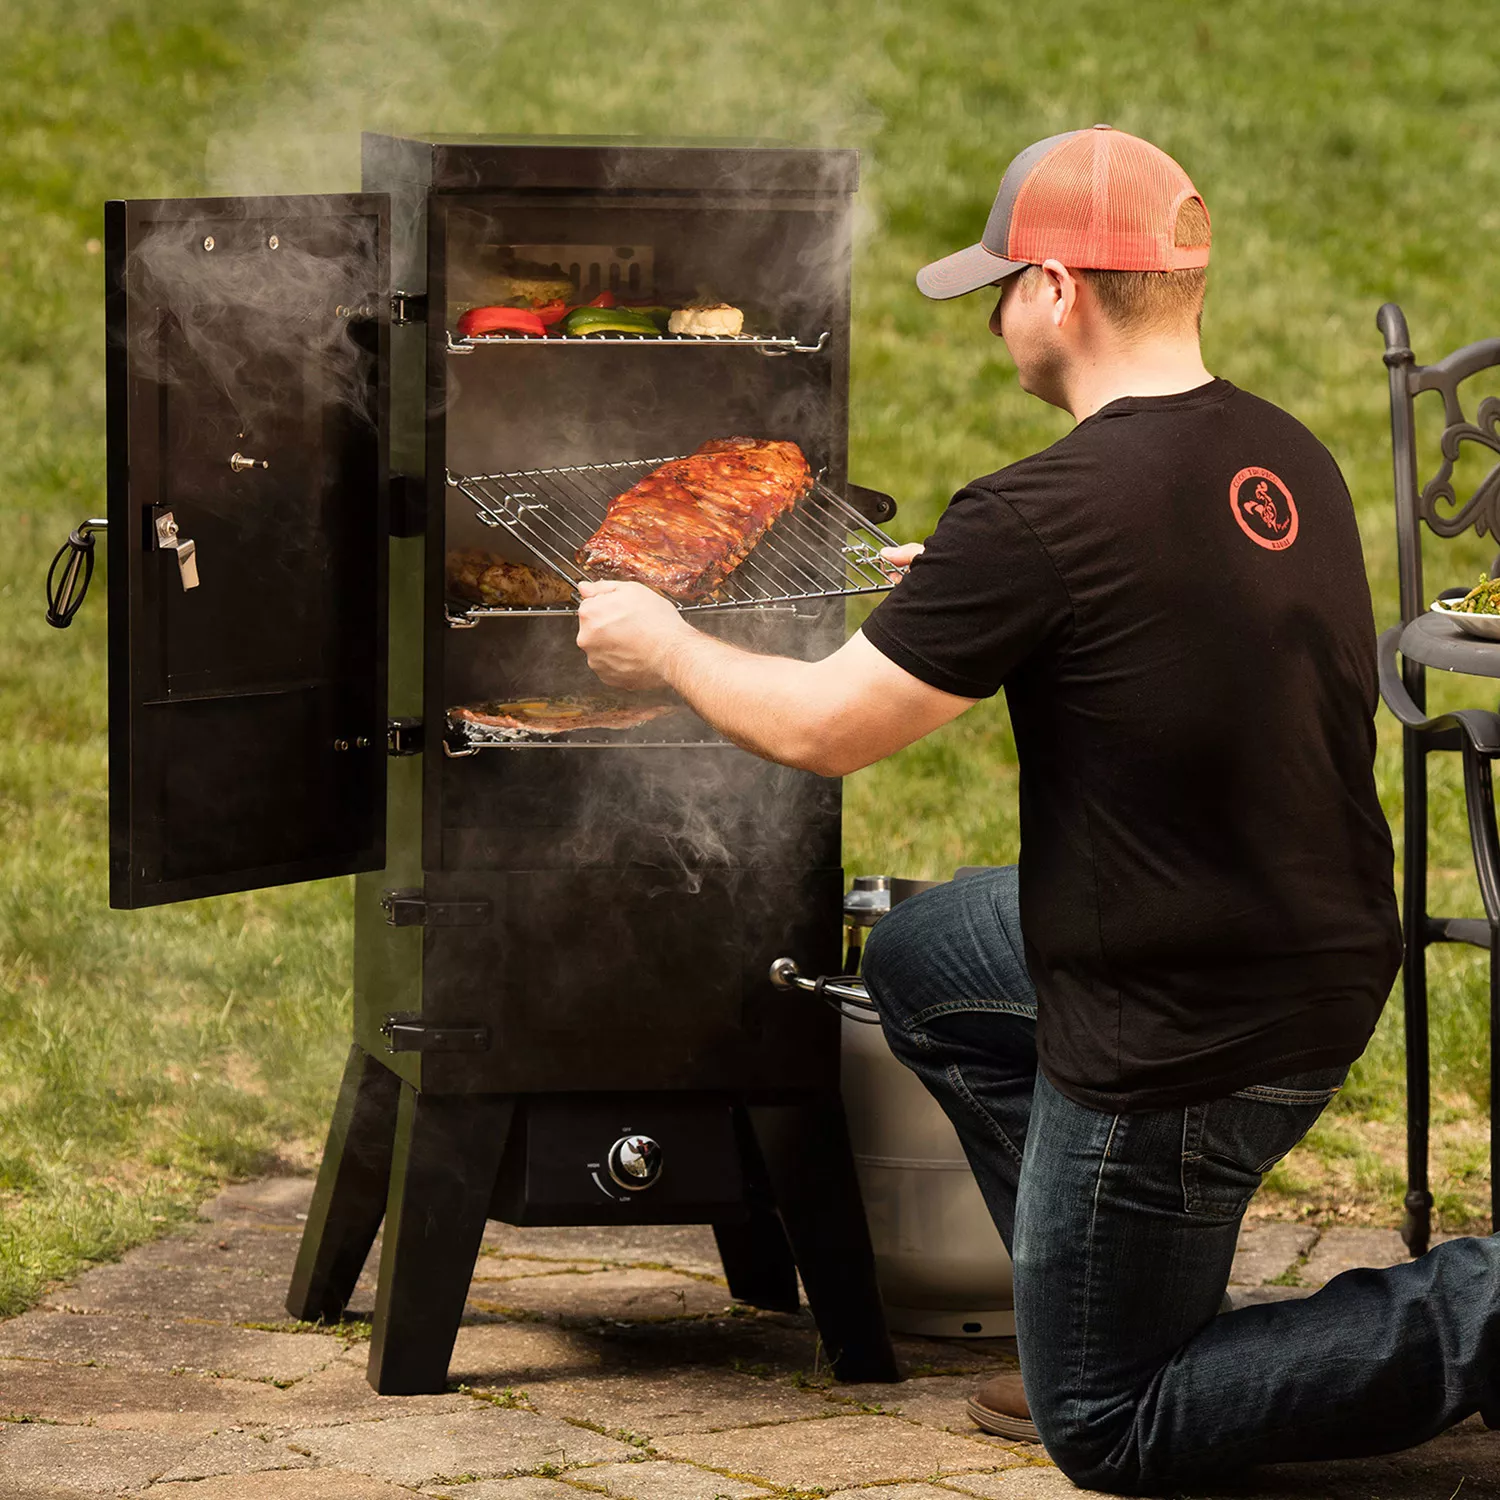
[862,378,1401,1113]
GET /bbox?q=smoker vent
[447,330,830,356]
[445,456,900,620]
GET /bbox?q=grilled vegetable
[559,306,662,337]
[456,305,548,339]
[531,299,571,327]
[1449,573,1500,615]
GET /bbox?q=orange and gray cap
[916,124,1211,299]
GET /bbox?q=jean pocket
[1181,1065,1346,1221]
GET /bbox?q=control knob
[607,1134,664,1191]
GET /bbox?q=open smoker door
[105,194,389,908]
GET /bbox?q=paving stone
[449,1319,609,1385]
[272,1348,470,1424]
[157,1428,318,1481]
[453,1309,821,1385]
[942,1470,1091,1497]
[423,1481,591,1500]
[200,1177,315,1228]
[893,1334,1018,1377]
[560,1458,772,1499]
[471,1256,611,1280]
[116,1224,304,1276]
[1226,1285,1314,1308]
[0,1357,290,1433]
[130,1472,417,1498]
[1297,1227,1409,1287]
[831,1374,1027,1451]
[480,1221,724,1276]
[0,1310,343,1382]
[1228,1224,1319,1287]
[830,1485,997,1500]
[286,1405,633,1486]
[525,1365,833,1435]
[0,1423,196,1494]
[44,1259,296,1325]
[657,1413,1009,1489]
[467,1267,734,1323]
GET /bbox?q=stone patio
[0,1177,1494,1498]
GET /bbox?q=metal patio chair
[1375,302,1500,1255]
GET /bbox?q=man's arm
[575,576,975,777]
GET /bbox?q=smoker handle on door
[769,957,882,1025]
[44,518,107,629]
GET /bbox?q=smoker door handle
[44,517,107,628]
[768,957,881,1023]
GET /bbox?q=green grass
[5,0,1500,1312]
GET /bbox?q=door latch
[152,508,199,591]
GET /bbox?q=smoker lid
[363,132,859,195]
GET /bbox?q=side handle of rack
[845,484,897,526]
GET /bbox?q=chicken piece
[446,548,575,608]
[575,437,811,601]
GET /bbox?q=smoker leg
[714,1105,801,1314]
[286,1045,401,1323]
[713,1216,800,1315]
[366,1087,513,1395]
[748,1096,899,1383]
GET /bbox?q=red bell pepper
[532,299,570,327]
[457,305,548,339]
[587,291,616,309]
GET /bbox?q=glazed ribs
[576,437,812,601]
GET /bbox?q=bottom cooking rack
[444,708,734,754]
[445,455,899,618]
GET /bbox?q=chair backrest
[1379,302,1500,628]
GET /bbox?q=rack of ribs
[575,437,812,602]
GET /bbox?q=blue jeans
[861,866,1500,1493]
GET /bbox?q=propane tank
[841,875,1015,1337]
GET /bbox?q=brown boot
[966,1371,1041,1442]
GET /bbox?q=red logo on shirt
[1230,467,1298,551]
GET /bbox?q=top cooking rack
[447,330,830,357]
[445,456,900,620]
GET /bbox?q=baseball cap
[916,124,1211,300]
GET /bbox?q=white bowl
[1430,597,1500,640]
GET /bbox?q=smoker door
[105,194,389,908]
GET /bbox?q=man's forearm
[660,627,835,772]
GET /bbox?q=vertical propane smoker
[59,133,904,1394]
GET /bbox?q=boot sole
[965,1395,1041,1443]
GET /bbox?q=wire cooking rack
[445,455,900,618]
[446,330,830,357]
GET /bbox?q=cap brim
[916,242,1028,300]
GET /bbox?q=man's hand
[576,579,693,691]
[878,542,925,581]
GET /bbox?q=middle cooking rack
[445,455,900,620]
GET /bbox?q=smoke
[201,0,888,213]
[126,212,381,433]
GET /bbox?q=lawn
[4,0,1500,1315]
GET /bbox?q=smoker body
[99,135,897,1393]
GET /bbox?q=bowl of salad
[1431,574,1500,640]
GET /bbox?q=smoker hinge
[387,717,424,756]
[390,289,427,325]
[380,1016,491,1054]
[380,887,492,927]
